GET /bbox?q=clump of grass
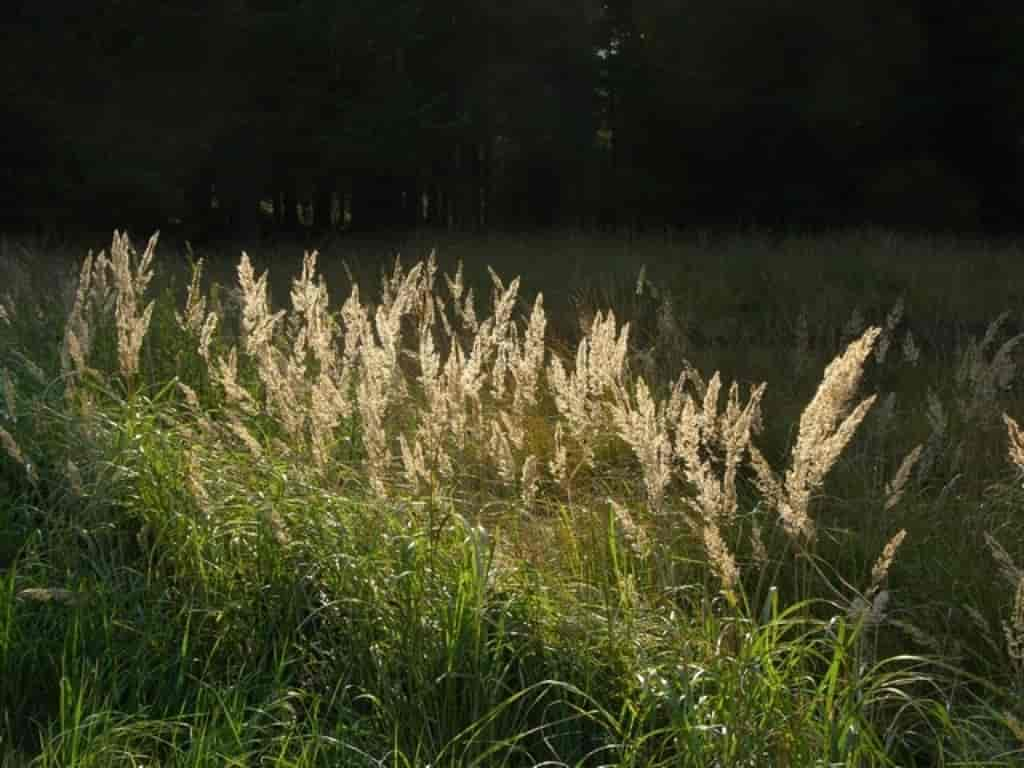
[0,230,1021,765]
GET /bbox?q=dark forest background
[3,0,1024,242]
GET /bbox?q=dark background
[3,0,1024,242]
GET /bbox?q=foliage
[5,1,1024,237]
[0,232,1022,765]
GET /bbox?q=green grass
[0,228,1022,766]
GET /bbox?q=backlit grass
[0,229,1022,766]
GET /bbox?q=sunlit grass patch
[0,230,1022,765]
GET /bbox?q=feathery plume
[956,312,1023,422]
[17,588,84,606]
[609,498,652,559]
[784,327,880,543]
[489,419,516,483]
[986,533,1024,588]
[1005,712,1024,747]
[549,423,568,485]
[176,256,208,335]
[176,256,219,361]
[61,252,95,377]
[702,520,739,601]
[611,376,674,512]
[870,529,907,592]
[213,346,259,415]
[672,371,765,526]
[750,328,880,545]
[874,296,904,364]
[1006,576,1024,664]
[848,589,891,627]
[885,444,923,510]
[1003,413,1024,472]
[635,264,647,297]
[227,413,263,458]
[511,294,547,412]
[111,231,157,380]
[184,448,210,510]
[548,310,630,476]
[902,330,920,366]
[0,426,36,486]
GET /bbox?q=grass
[0,227,1022,766]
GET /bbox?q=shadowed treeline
[3,0,1024,241]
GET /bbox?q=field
[1,228,1023,766]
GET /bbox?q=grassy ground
[0,228,1022,766]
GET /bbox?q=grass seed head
[885,444,923,511]
[870,528,907,592]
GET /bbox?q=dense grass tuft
[0,230,1022,766]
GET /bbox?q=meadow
[0,228,1022,766]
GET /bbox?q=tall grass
[0,229,1022,765]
